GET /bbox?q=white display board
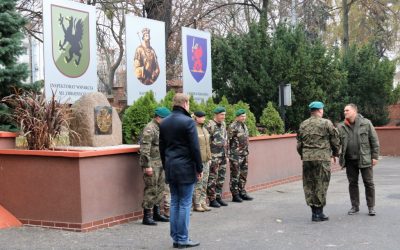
[126,15,166,104]
[182,27,212,103]
[43,0,97,103]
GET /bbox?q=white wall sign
[43,0,97,103]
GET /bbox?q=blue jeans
[169,182,195,244]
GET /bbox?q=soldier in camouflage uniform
[206,107,229,208]
[228,109,254,202]
[297,101,340,222]
[140,107,171,225]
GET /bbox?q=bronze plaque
[94,106,112,135]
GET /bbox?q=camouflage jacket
[297,116,340,161]
[139,119,162,169]
[205,119,228,158]
[228,120,249,159]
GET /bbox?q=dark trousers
[345,159,375,208]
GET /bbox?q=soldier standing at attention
[338,104,380,216]
[297,101,340,222]
[140,107,171,225]
[206,107,229,208]
[228,109,253,202]
[193,111,212,212]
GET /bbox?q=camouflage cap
[213,106,226,114]
[155,107,171,118]
[309,101,324,110]
[235,109,246,116]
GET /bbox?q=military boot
[193,204,205,212]
[311,206,319,221]
[240,193,254,201]
[318,207,329,221]
[153,205,169,222]
[209,199,221,208]
[232,194,243,203]
[201,203,212,211]
[142,209,157,226]
[216,197,228,206]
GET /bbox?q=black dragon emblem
[58,14,84,66]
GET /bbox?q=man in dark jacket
[160,93,203,249]
[338,103,380,216]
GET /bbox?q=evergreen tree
[260,102,284,135]
[0,0,28,98]
[342,44,395,125]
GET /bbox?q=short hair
[173,93,190,107]
[345,103,358,112]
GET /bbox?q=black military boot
[209,199,221,208]
[311,206,320,222]
[216,197,228,206]
[318,207,329,221]
[153,205,169,222]
[240,193,254,201]
[232,194,243,203]
[142,209,157,225]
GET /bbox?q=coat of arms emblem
[51,5,90,78]
[187,35,207,83]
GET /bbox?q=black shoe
[232,194,243,202]
[142,209,157,226]
[173,243,178,248]
[216,197,228,206]
[240,193,253,201]
[348,206,360,215]
[209,199,220,208]
[368,207,376,216]
[153,205,169,222]
[177,240,200,249]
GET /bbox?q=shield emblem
[51,4,90,78]
[187,35,207,83]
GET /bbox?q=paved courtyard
[1,156,399,250]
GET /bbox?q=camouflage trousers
[164,183,170,210]
[193,161,210,205]
[302,161,331,207]
[207,156,227,201]
[142,166,165,209]
[229,156,248,196]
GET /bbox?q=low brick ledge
[19,211,144,232]
[17,165,341,232]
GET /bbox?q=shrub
[260,102,284,135]
[122,91,157,144]
[1,90,76,150]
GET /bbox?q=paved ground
[1,156,400,250]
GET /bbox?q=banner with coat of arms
[182,27,212,103]
[125,15,166,104]
[43,0,97,103]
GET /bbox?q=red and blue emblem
[187,35,207,82]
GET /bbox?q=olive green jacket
[337,115,380,168]
[196,123,212,162]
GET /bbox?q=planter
[0,145,144,232]
[0,132,17,149]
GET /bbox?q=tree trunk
[342,0,349,52]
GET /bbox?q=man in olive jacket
[338,104,380,216]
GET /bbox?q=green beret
[194,111,206,117]
[155,107,171,118]
[235,109,246,117]
[213,106,226,114]
[309,101,324,110]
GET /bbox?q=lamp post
[279,83,292,131]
